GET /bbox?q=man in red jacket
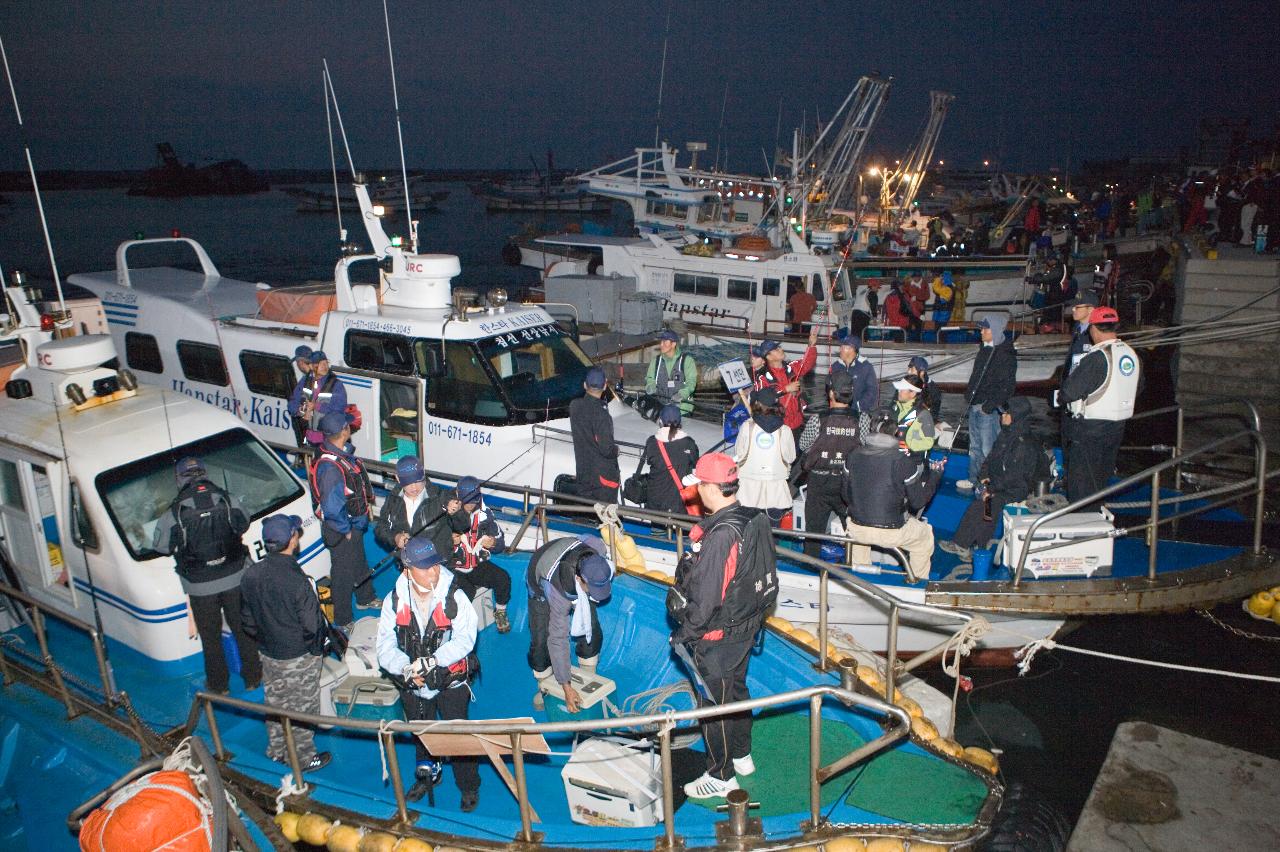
[752,327,818,444]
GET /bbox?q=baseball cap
[908,355,929,372]
[1066,291,1100,308]
[835,329,860,349]
[977,317,991,329]
[261,514,303,548]
[682,452,738,487]
[294,345,314,360]
[456,475,482,505]
[401,535,443,569]
[174,456,205,479]
[576,533,607,556]
[893,374,924,393]
[752,339,781,358]
[578,553,613,602]
[751,386,780,407]
[584,366,607,389]
[319,409,354,436]
[658,403,682,426]
[827,370,855,402]
[1088,306,1120,324]
[395,456,425,486]
[656,329,680,343]
[309,350,329,364]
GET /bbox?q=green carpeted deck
[688,712,988,825]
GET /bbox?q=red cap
[1088,306,1119,324]
[682,452,738,486]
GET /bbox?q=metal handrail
[1013,428,1268,585]
[0,581,117,710]
[191,682,914,843]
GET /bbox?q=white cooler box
[562,737,663,827]
[999,508,1115,578]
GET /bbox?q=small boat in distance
[471,151,612,212]
[282,173,449,213]
[127,142,269,197]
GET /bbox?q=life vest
[456,507,492,572]
[168,480,246,578]
[673,504,778,640]
[390,581,478,690]
[525,538,595,601]
[300,372,339,426]
[308,448,373,519]
[652,352,695,405]
[1069,338,1140,422]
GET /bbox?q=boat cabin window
[811,273,825,302]
[762,277,780,297]
[645,199,684,218]
[0,459,24,510]
[125,332,164,374]
[345,331,414,376]
[674,273,718,297]
[176,341,229,387]
[829,270,849,301]
[239,351,295,399]
[70,480,99,551]
[420,340,510,425]
[477,323,593,418]
[95,427,303,560]
[726,278,757,301]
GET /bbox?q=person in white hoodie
[633,404,700,514]
[376,535,480,809]
[734,386,796,526]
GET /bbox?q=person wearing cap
[644,329,697,415]
[288,350,347,445]
[798,371,862,556]
[1059,306,1141,503]
[890,374,937,461]
[568,366,620,503]
[446,476,512,633]
[152,456,260,694]
[375,455,459,571]
[734,386,796,526]
[671,452,777,799]
[376,536,480,808]
[753,326,818,445]
[632,403,701,515]
[308,410,379,626]
[1061,290,1100,379]
[842,420,938,583]
[961,314,1016,490]
[906,355,942,423]
[940,397,1044,561]
[829,330,879,427]
[525,534,613,714]
[290,345,315,449]
[239,514,331,773]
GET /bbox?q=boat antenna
[321,66,346,245]
[321,60,357,180]
[0,35,66,316]
[713,80,729,171]
[653,3,672,148]
[380,0,418,253]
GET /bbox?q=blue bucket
[220,631,242,676]
[971,548,995,581]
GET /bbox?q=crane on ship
[878,90,954,224]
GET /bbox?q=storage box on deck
[616,291,664,336]
[543,275,637,327]
[540,667,615,723]
[562,737,664,827]
[999,508,1115,577]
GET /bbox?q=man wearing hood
[961,314,1017,491]
[940,397,1044,561]
[376,536,480,808]
[843,421,939,583]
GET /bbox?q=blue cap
[395,456,425,486]
[456,475,482,505]
[753,339,780,358]
[834,329,860,348]
[262,514,303,548]
[751,386,780,407]
[174,456,205,480]
[908,356,929,372]
[294,345,313,360]
[658,404,681,426]
[309,350,328,364]
[584,366,607,389]
[579,553,613,602]
[656,329,680,343]
[319,409,354,436]
[402,534,443,569]
[577,533,607,556]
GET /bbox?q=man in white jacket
[376,535,480,809]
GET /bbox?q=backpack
[171,481,245,575]
[669,506,778,639]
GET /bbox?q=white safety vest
[1069,338,1140,421]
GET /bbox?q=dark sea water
[3,184,1278,834]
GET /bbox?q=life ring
[734,234,772,251]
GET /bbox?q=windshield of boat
[476,323,593,415]
[95,427,304,560]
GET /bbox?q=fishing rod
[380,0,417,253]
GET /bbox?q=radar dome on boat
[35,335,117,373]
[381,253,460,311]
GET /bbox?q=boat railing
[674,308,751,335]
[186,680,916,843]
[113,236,221,289]
[1013,426,1269,586]
[1122,395,1266,482]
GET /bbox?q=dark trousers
[526,594,601,673]
[326,528,375,626]
[291,414,309,449]
[453,560,512,606]
[692,634,755,781]
[953,494,1011,550]
[190,586,262,692]
[576,482,618,504]
[1064,419,1125,506]
[803,475,846,557]
[402,685,479,794]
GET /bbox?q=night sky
[1,1,1275,174]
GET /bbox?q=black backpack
[172,481,246,574]
[670,506,778,639]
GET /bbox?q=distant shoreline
[0,168,544,192]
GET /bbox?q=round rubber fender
[978,781,1069,852]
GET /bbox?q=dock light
[983,160,990,167]
[868,167,880,176]
[171,228,181,238]
[487,288,508,309]
[39,314,55,332]
[372,204,386,217]
[133,230,144,240]
[390,235,403,247]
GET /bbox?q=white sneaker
[684,772,740,799]
[732,754,756,776]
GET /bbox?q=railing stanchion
[281,716,306,791]
[382,730,411,826]
[509,507,538,551]
[90,632,117,705]
[885,606,899,704]
[658,725,678,848]
[1253,435,1267,555]
[203,697,227,760]
[1174,407,1184,486]
[32,609,75,718]
[1147,469,1160,580]
[817,567,830,671]
[808,694,823,829]
[511,732,534,843]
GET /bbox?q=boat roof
[534,234,649,248]
[68,267,267,320]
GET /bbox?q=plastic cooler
[562,737,664,827]
[998,508,1115,578]
[541,667,616,723]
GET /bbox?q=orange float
[79,770,210,852]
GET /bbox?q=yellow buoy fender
[766,616,794,634]
[359,832,399,852]
[274,811,302,843]
[296,813,335,846]
[897,697,924,719]
[865,838,907,851]
[822,837,867,851]
[910,717,939,741]
[1247,591,1275,617]
[599,525,645,572]
[393,838,435,852]
[328,824,363,852]
[790,629,817,648]
[934,738,964,758]
[963,746,1000,774]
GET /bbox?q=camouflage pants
[261,652,322,763]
